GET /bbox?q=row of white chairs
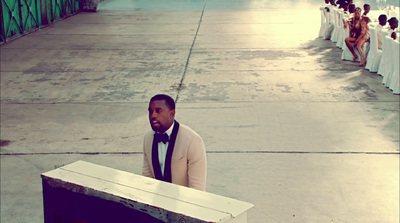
[377,33,399,94]
[319,5,399,94]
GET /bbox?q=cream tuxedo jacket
[142,122,207,191]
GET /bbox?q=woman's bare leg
[356,38,367,66]
[345,37,358,62]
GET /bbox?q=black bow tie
[154,133,169,144]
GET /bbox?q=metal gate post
[0,0,6,43]
[50,0,54,22]
[40,0,48,25]
[17,0,24,34]
[61,0,66,17]
[35,0,39,25]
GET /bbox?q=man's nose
[150,111,157,119]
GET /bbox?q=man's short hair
[363,4,370,9]
[348,4,355,13]
[150,94,175,110]
[378,14,387,24]
[388,17,398,24]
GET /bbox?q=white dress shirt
[157,122,174,176]
[375,24,384,49]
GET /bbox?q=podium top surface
[41,160,253,222]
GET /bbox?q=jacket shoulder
[178,124,202,140]
[144,129,154,137]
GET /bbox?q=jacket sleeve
[187,135,207,191]
[142,135,154,178]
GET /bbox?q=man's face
[148,100,175,133]
[379,17,387,26]
[365,6,370,14]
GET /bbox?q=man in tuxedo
[142,94,207,191]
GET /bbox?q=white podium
[41,161,253,223]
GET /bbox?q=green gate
[49,0,80,23]
[1,0,81,43]
[1,0,40,42]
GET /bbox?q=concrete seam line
[175,0,207,104]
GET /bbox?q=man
[362,4,370,17]
[375,14,387,49]
[142,94,207,191]
[388,17,398,40]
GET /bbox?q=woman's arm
[360,20,368,36]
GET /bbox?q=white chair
[340,13,351,48]
[323,6,334,40]
[365,27,382,72]
[336,10,346,48]
[341,39,369,62]
[379,35,393,85]
[388,40,399,94]
[331,8,339,43]
[319,6,328,37]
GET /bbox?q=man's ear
[170,109,176,118]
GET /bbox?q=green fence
[1,0,81,43]
[49,0,81,23]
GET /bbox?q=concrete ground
[1,0,399,222]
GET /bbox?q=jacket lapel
[151,120,180,183]
[151,135,162,180]
[163,120,180,183]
